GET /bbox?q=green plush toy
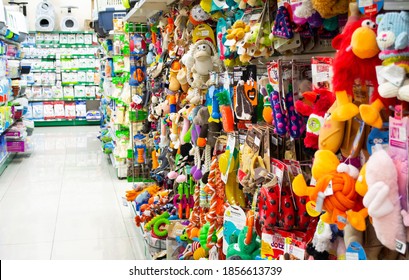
[226,226,261,260]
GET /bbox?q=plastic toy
[145,211,170,237]
[272,6,294,39]
[266,84,287,136]
[226,226,261,260]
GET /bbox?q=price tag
[310,176,317,186]
[396,239,407,254]
[337,215,347,224]
[324,180,333,196]
[254,136,261,147]
[346,252,359,260]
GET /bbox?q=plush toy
[330,4,395,129]
[292,0,323,28]
[169,60,182,92]
[311,0,349,19]
[185,40,221,89]
[318,101,346,153]
[376,12,409,101]
[295,88,335,149]
[292,150,358,230]
[226,20,250,51]
[226,226,261,260]
[346,163,369,231]
[363,147,407,251]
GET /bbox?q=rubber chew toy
[136,146,145,164]
[272,6,294,39]
[266,84,287,136]
[216,89,235,132]
[363,147,407,250]
[285,85,303,139]
[145,211,170,237]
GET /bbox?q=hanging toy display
[105,0,409,261]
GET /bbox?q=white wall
[3,0,93,31]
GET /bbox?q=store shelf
[61,69,98,73]
[34,44,98,49]
[29,31,95,35]
[61,82,99,86]
[24,55,56,59]
[0,153,15,176]
[60,54,96,59]
[0,121,16,136]
[33,119,100,127]
[28,97,100,102]
[30,69,57,73]
[123,0,173,22]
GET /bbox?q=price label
[324,180,333,196]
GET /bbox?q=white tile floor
[0,126,146,260]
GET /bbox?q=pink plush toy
[363,147,407,251]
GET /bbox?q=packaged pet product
[77,71,86,83]
[311,57,334,91]
[86,110,101,120]
[25,104,33,119]
[53,85,63,98]
[25,87,33,99]
[54,101,65,119]
[74,86,86,98]
[113,56,125,74]
[389,113,409,213]
[84,34,93,45]
[68,34,76,44]
[86,72,95,84]
[43,101,54,120]
[64,102,76,119]
[63,86,74,99]
[76,33,84,44]
[32,86,43,99]
[33,73,42,85]
[52,34,59,44]
[60,33,68,44]
[94,86,101,99]
[85,86,95,98]
[31,102,44,120]
[75,101,87,119]
[42,86,53,99]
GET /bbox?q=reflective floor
[0,126,146,259]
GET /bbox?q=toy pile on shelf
[102,0,409,260]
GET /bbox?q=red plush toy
[295,88,335,149]
[330,3,397,129]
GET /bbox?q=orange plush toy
[292,150,359,230]
[330,4,396,128]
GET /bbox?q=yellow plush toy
[311,0,349,19]
[226,21,250,43]
[346,163,369,231]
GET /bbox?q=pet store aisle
[0,126,146,260]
